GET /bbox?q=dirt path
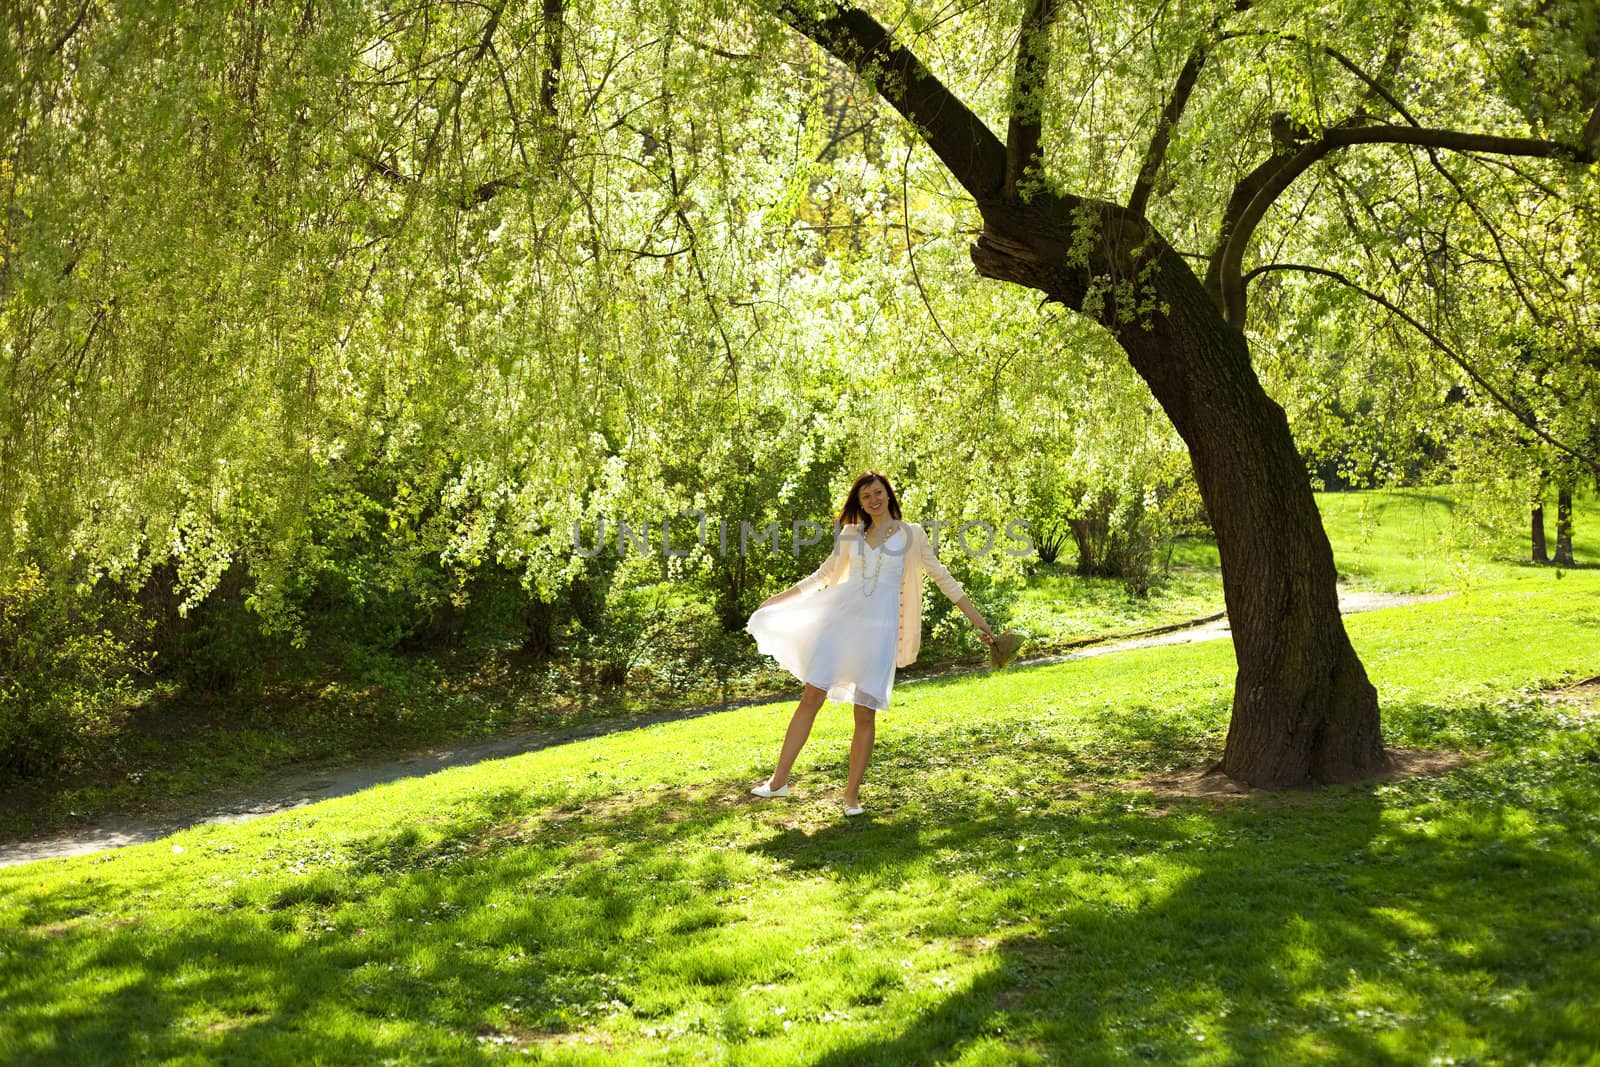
[0,587,1453,869]
[1022,589,1455,665]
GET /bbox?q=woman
[745,471,994,816]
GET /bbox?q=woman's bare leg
[765,684,827,790]
[844,704,876,809]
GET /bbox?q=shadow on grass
[755,786,1599,1064]
[5,718,1600,1064]
[1506,558,1600,572]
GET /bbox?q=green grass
[1008,537,1223,647]
[0,652,599,838]
[1011,484,1598,645]
[1315,485,1598,592]
[2,488,1599,1064]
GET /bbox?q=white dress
[746,525,908,710]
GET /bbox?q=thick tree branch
[1128,1,1254,218]
[465,175,518,205]
[363,1,512,221]
[409,0,505,186]
[1244,262,1600,481]
[1127,46,1207,218]
[541,0,564,118]
[1203,21,1411,302]
[354,150,409,187]
[1004,0,1059,201]
[1216,125,1593,326]
[770,0,1005,200]
[1321,44,1418,127]
[48,2,92,57]
[1203,148,1300,306]
[355,150,518,209]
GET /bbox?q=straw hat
[987,630,1023,669]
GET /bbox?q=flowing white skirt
[746,534,906,710]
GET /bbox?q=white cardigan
[792,521,968,668]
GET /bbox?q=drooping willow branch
[1216,126,1595,327]
[1191,20,1412,302]
[1243,262,1600,480]
[1214,30,1422,128]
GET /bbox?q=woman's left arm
[919,527,994,643]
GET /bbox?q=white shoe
[751,782,789,798]
[844,804,865,817]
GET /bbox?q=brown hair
[835,470,902,532]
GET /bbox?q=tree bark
[1554,485,1575,565]
[1532,502,1549,563]
[971,197,1386,787]
[540,0,564,118]
[1003,0,1059,199]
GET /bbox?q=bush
[919,563,1018,663]
[575,583,674,691]
[1028,451,1207,595]
[648,599,748,698]
[0,565,152,778]
[570,580,757,702]
[1066,486,1163,587]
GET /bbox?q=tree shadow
[771,784,1600,1064]
[4,726,1599,1064]
[1510,558,1600,572]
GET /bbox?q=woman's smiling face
[859,478,889,518]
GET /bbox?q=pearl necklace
[857,522,899,598]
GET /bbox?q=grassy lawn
[1,520,1226,841]
[1011,483,1592,644]
[1007,537,1223,649]
[2,489,1599,1064]
[1314,487,1521,593]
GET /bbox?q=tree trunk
[1554,485,1575,565]
[771,0,1386,787]
[1532,502,1549,563]
[973,197,1386,787]
[523,595,556,658]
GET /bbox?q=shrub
[0,565,152,778]
[576,583,675,691]
[920,563,1018,663]
[648,599,748,698]
[1066,486,1163,586]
